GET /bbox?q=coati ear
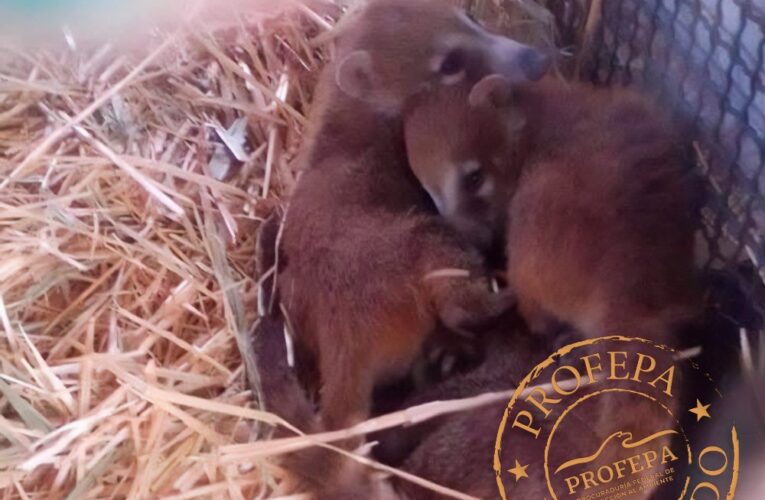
[468,74,513,109]
[335,50,377,100]
[470,74,526,133]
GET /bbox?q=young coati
[253,307,624,500]
[275,0,550,437]
[404,75,704,344]
[252,315,396,498]
[250,304,522,498]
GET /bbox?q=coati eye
[462,168,484,192]
[439,48,466,76]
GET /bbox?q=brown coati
[276,0,550,438]
[404,75,703,344]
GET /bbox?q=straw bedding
[4,0,760,498]
[0,0,566,495]
[0,0,552,496]
[0,1,340,497]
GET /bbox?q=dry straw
[0,0,565,498]
[0,1,338,497]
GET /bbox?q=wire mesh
[594,0,764,273]
[534,0,765,320]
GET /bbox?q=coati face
[335,0,550,112]
[405,75,523,252]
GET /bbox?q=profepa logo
[494,336,739,499]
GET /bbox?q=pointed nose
[518,47,551,81]
[488,35,552,83]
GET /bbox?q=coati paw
[441,289,516,335]
[434,339,482,379]
[413,336,483,388]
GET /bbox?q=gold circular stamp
[494,336,739,499]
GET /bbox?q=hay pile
[0,1,340,497]
[0,0,563,498]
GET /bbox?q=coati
[404,75,703,344]
[253,308,604,499]
[275,0,550,438]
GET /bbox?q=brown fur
[254,313,610,499]
[405,77,704,344]
[389,325,560,500]
[378,330,661,500]
[253,281,750,499]
[252,315,395,498]
[371,316,539,465]
[277,0,550,438]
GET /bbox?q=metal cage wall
[541,0,765,323]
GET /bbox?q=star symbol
[689,399,711,421]
[507,460,529,482]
